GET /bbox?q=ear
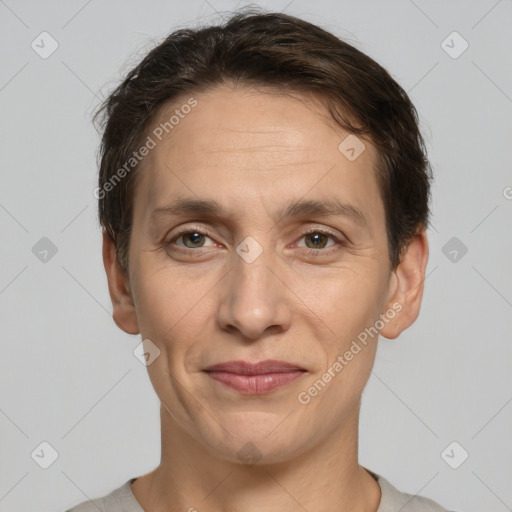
[380,229,429,340]
[102,230,140,335]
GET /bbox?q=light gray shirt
[66,470,454,511]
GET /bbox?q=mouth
[203,360,307,394]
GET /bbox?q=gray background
[0,1,511,511]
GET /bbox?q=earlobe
[102,230,140,335]
[380,230,429,340]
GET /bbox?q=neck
[131,403,381,512]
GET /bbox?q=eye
[167,227,217,250]
[296,229,344,256]
[300,231,334,249]
[165,226,345,257]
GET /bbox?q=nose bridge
[235,238,273,295]
[218,234,291,339]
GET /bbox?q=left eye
[298,231,336,250]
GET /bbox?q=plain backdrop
[0,1,511,511]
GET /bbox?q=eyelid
[299,226,345,240]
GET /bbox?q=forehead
[133,84,384,229]
[150,85,364,166]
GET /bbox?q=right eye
[168,229,215,249]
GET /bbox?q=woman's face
[120,84,399,464]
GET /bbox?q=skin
[103,83,429,512]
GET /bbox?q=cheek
[131,268,213,407]
[131,261,223,399]
[295,270,383,421]
[298,264,387,343]
[132,257,211,338]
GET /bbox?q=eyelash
[166,226,345,257]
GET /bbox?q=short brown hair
[94,8,432,275]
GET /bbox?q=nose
[216,245,292,341]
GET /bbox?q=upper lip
[204,360,306,374]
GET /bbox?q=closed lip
[203,360,306,374]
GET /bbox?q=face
[106,84,425,465]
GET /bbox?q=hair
[94,8,432,275]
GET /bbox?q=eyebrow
[150,196,367,227]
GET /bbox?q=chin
[198,413,311,467]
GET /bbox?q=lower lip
[205,370,305,394]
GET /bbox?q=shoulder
[66,471,458,512]
[373,471,456,512]
[65,478,142,512]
